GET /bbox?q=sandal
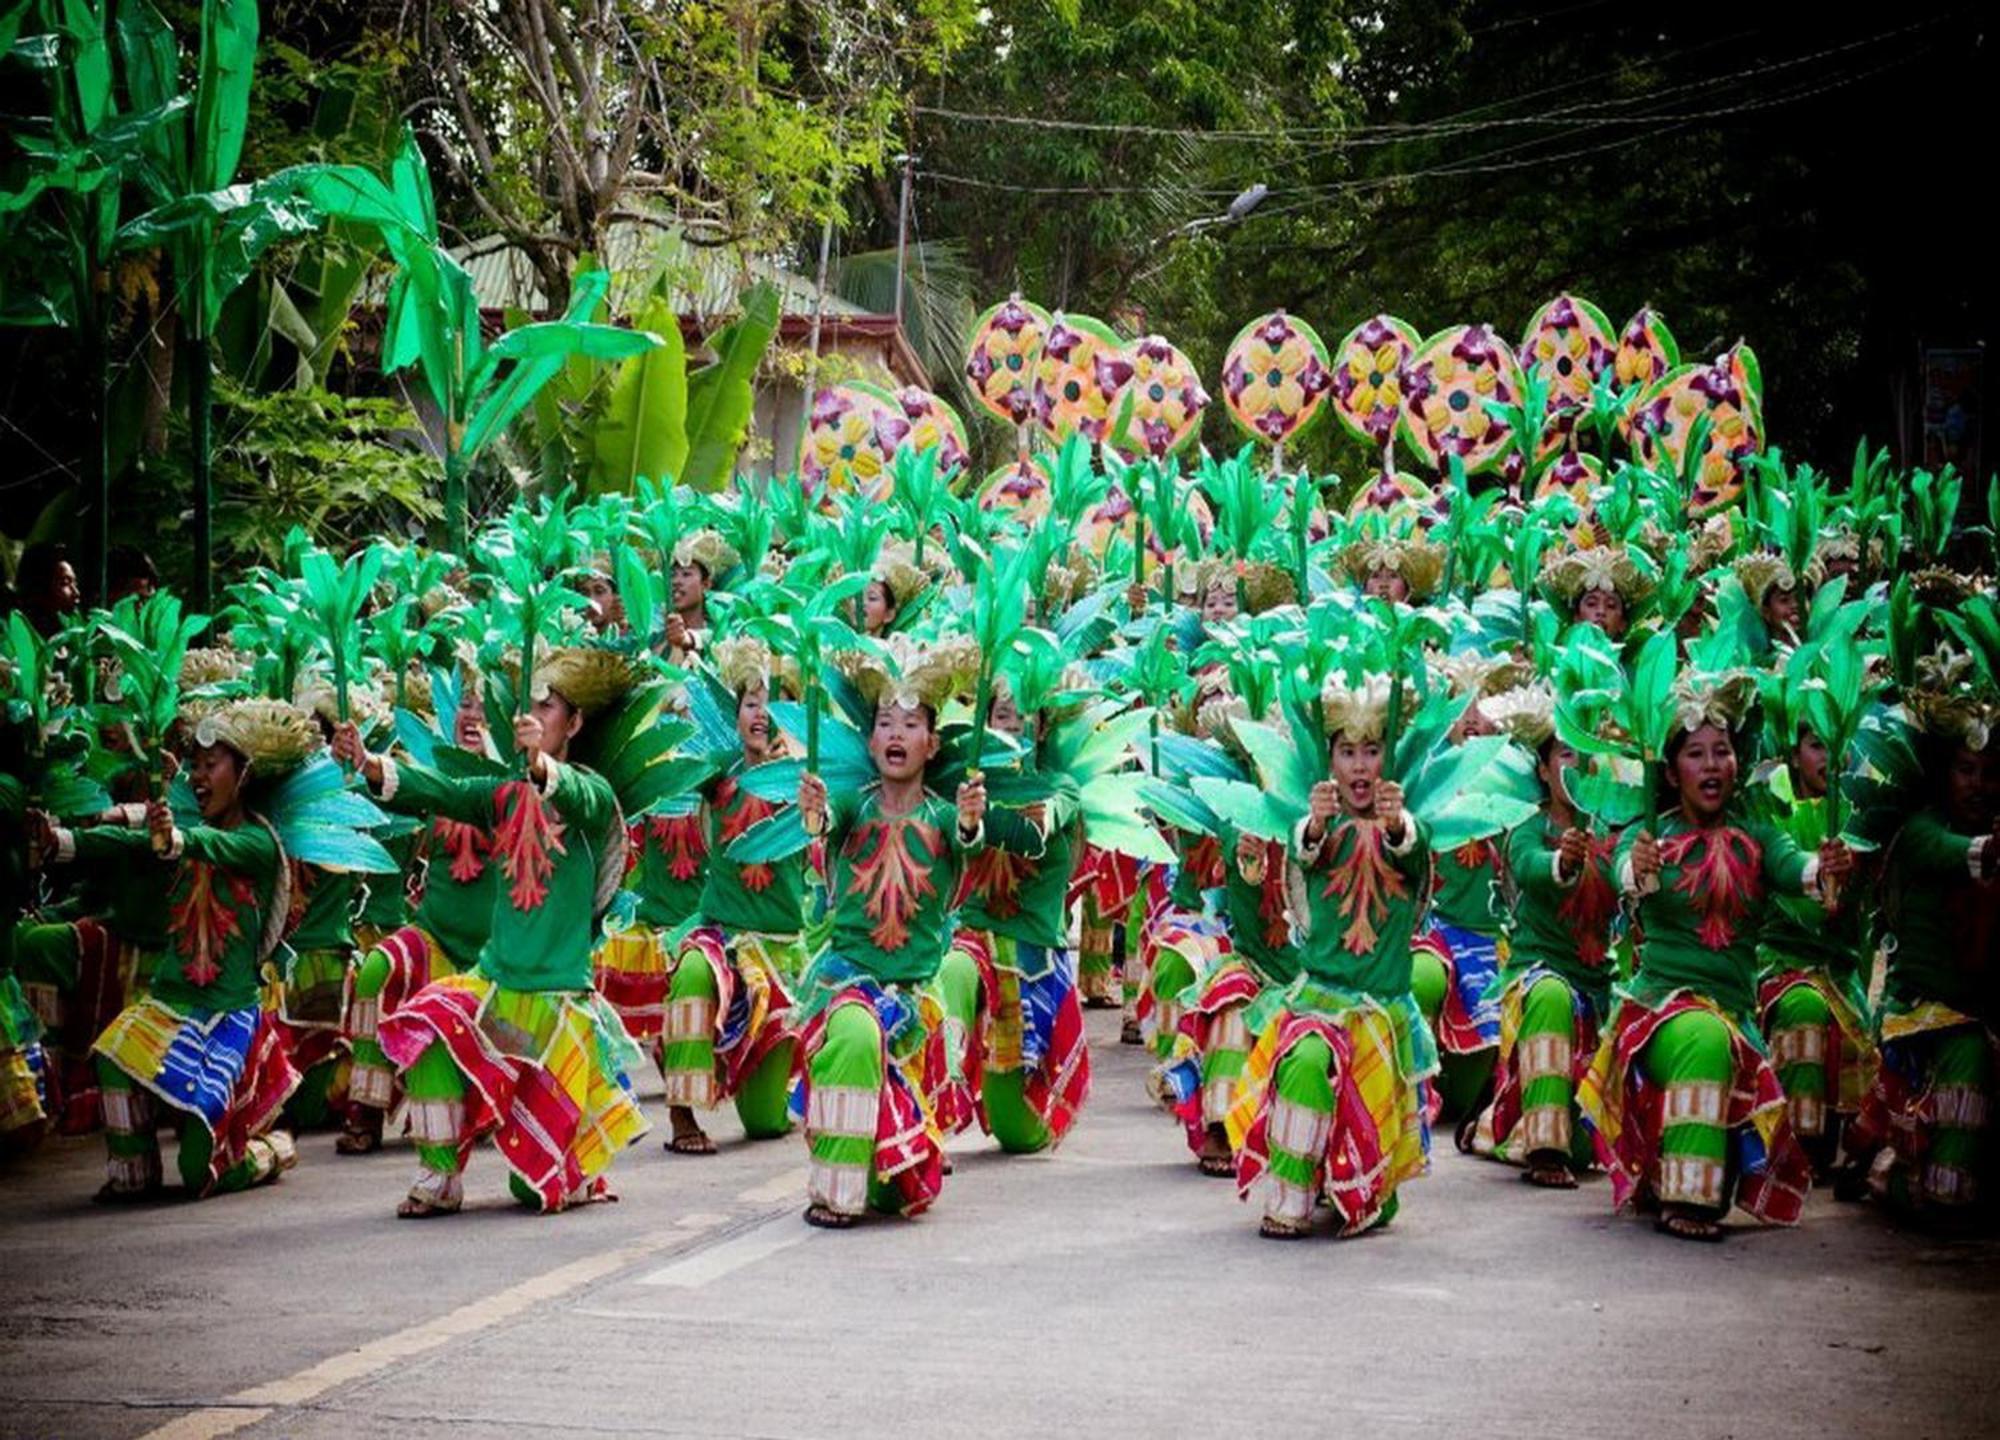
[397,1172,463,1219]
[335,1111,383,1156]
[666,1132,717,1156]
[1654,1206,1725,1242]
[1197,1126,1235,1179]
[1119,1018,1144,1046]
[1259,1215,1310,1240]
[396,1192,462,1219]
[93,1180,162,1206]
[1453,1115,1480,1155]
[1522,1161,1578,1190]
[803,1203,855,1230]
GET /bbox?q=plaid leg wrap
[1658,1079,1728,1208]
[1516,1030,1575,1156]
[1201,1008,1251,1126]
[806,1084,878,1216]
[660,996,719,1108]
[407,1098,466,1149]
[1263,1098,1333,1225]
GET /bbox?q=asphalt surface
[2,1011,1995,1440]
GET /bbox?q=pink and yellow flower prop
[1399,322,1526,476]
[1626,344,1765,515]
[1034,312,1134,445]
[1519,294,1616,423]
[1221,310,1333,449]
[964,294,1053,430]
[798,382,904,502]
[1612,306,1681,397]
[1330,313,1421,450]
[1114,335,1209,458]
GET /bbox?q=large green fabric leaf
[681,280,780,491]
[590,294,688,492]
[1189,775,1297,844]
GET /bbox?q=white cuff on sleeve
[375,756,401,803]
[1970,835,1990,881]
[536,755,563,797]
[1383,818,1417,857]
[1552,851,1579,889]
[1293,816,1325,866]
[52,827,76,864]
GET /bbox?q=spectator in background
[107,547,160,606]
[12,543,81,636]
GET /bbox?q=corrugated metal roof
[452,221,872,321]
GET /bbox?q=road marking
[134,1227,695,1440]
[735,1165,807,1204]
[635,1213,806,1290]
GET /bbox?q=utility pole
[892,153,914,328]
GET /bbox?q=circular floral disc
[1346,469,1434,521]
[1611,306,1681,400]
[1519,294,1616,444]
[1532,450,1607,540]
[1399,322,1525,475]
[1330,314,1422,449]
[798,382,905,502]
[1034,313,1133,445]
[1626,347,1764,514]
[964,294,1053,427]
[1221,310,1333,445]
[978,457,1053,525]
[889,386,971,478]
[1114,335,1210,458]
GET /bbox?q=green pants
[96,1058,275,1196]
[1149,948,1196,1063]
[1512,977,1593,1167]
[1918,1027,1989,1208]
[805,973,978,1216]
[1765,981,1832,1139]
[348,944,396,1110]
[1642,1009,1735,1213]
[659,948,795,1139]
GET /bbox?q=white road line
[135,1227,694,1440]
[735,1165,807,1204]
[635,1213,807,1290]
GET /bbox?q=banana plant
[294,132,663,549]
[2,0,190,595]
[588,291,688,494]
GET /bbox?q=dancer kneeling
[335,648,648,1218]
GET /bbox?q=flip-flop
[803,1204,855,1230]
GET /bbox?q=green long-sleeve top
[1880,809,1995,1017]
[1431,836,1506,936]
[817,784,1033,987]
[355,829,415,932]
[411,815,498,965]
[697,769,808,938]
[1753,771,1866,984]
[377,755,622,992]
[626,807,708,928]
[66,818,281,1014]
[957,807,1068,961]
[1169,827,1225,912]
[1290,812,1432,1000]
[1220,821,1300,986]
[286,863,356,953]
[1503,815,1618,1001]
[1616,810,1817,1020]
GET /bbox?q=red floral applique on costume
[1256,842,1291,949]
[432,817,490,885]
[492,779,567,911]
[714,778,779,891]
[644,812,708,883]
[1661,826,1763,950]
[170,861,254,986]
[1451,839,1493,872]
[1319,820,1408,956]
[960,846,1039,919]
[1556,834,1619,967]
[846,815,942,952]
[1184,834,1226,890]
[283,859,311,938]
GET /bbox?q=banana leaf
[682,280,780,491]
[590,293,688,493]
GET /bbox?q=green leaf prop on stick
[90,591,206,810]
[963,539,1040,777]
[297,542,385,723]
[744,572,877,778]
[1134,457,1192,608]
[891,443,950,567]
[1554,626,1682,834]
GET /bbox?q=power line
[911,12,1954,146]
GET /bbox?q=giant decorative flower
[964,294,1050,425]
[1403,323,1522,472]
[1033,314,1132,443]
[802,385,895,497]
[1614,307,1677,391]
[1331,314,1419,446]
[1222,310,1332,445]
[1122,335,1208,458]
[895,387,970,474]
[1520,293,1613,418]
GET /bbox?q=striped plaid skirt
[379,973,650,1212]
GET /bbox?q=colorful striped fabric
[1228,988,1432,1234]
[1579,991,1810,1225]
[378,973,650,1212]
[593,924,672,1041]
[1419,924,1505,1053]
[1484,965,1602,1161]
[793,982,946,1216]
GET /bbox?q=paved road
[3,1012,1995,1440]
